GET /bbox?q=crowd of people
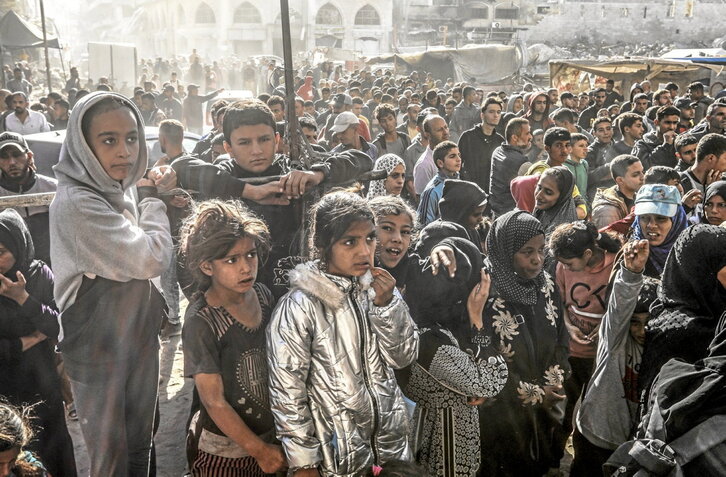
[1,51,726,477]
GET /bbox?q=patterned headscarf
[485,210,546,305]
[366,154,405,199]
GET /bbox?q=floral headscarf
[366,154,405,199]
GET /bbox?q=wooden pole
[39,0,52,93]
[0,192,55,208]
[280,0,302,168]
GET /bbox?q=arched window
[316,3,342,25]
[195,2,216,24]
[494,4,519,19]
[234,2,262,23]
[354,5,380,25]
[468,2,489,19]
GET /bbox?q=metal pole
[39,0,52,93]
[280,0,301,168]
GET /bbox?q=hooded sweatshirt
[632,131,677,170]
[50,91,171,313]
[438,179,488,248]
[523,93,553,132]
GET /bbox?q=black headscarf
[485,210,545,305]
[0,208,35,279]
[703,180,726,224]
[653,224,726,320]
[534,166,578,237]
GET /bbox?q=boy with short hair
[565,132,590,211]
[417,140,461,226]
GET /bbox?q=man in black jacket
[632,105,681,169]
[578,88,607,131]
[458,97,504,194]
[489,118,532,217]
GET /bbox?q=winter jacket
[489,143,529,217]
[448,101,480,142]
[592,186,629,230]
[267,262,418,475]
[632,131,677,170]
[689,119,724,141]
[577,267,644,450]
[586,140,616,206]
[458,124,504,193]
[372,131,411,157]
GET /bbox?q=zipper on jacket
[350,290,381,465]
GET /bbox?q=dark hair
[141,92,155,103]
[480,97,503,113]
[539,166,571,196]
[452,86,462,96]
[570,133,589,145]
[592,116,612,131]
[674,133,698,153]
[374,103,396,121]
[656,105,680,121]
[444,98,456,107]
[633,93,649,103]
[543,127,571,147]
[267,95,285,111]
[55,99,70,110]
[549,221,621,259]
[352,97,364,105]
[505,117,529,142]
[211,133,225,146]
[634,276,659,314]
[610,154,641,180]
[257,93,271,103]
[644,166,680,185]
[210,99,229,117]
[696,133,726,163]
[422,114,444,135]
[222,100,276,143]
[179,199,271,291]
[653,89,670,103]
[298,115,317,131]
[81,96,135,144]
[433,140,458,167]
[368,195,418,231]
[159,119,184,142]
[618,112,643,135]
[0,401,33,452]
[310,191,374,263]
[552,108,576,124]
[707,102,725,117]
[688,81,705,92]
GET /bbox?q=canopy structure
[549,57,724,94]
[367,44,523,84]
[0,10,60,50]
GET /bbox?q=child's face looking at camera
[201,237,259,295]
[630,312,649,346]
[326,220,376,277]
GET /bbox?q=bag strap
[668,414,726,466]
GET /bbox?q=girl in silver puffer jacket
[267,191,419,477]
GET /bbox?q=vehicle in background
[24,127,201,178]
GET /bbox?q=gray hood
[53,91,148,209]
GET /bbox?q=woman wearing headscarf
[478,210,570,477]
[701,180,726,226]
[638,224,726,403]
[366,153,406,199]
[0,209,77,476]
[630,184,688,277]
[534,166,578,238]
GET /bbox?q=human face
[634,99,649,114]
[339,124,359,148]
[676,143,697,166]
[512,234,546,280]
[201,237,258,297]
[680,106,695,121]
[0,146,32,180]
[548,90,559,106]
[570,139,589,161]
[326,220,376,277]
[712,151,726,173]
[638,214,673,247]
[376,213,413,268]
[533,95,547,114]
[0,241,16,275]
[562,97,576,109]
[295,101,304,117]
[594,122,613,143]
[86,107,140,182]
[378,113,397,134]
[466,205,486,229]
[708,106,726,131]
[444,102,454,116]
[408,105,421,122]
[482,104,502,127]
[0,447,20,477]
[211,143,225,162]
[532,134,544,151]
[704,194,726,226]
[426,118,450,147]
[301,126,317,144]
[304,104,316,116]
[53,103,68,119]
[513,123,533,149]
[594,91,607,107]
[384,164,405,196]
[513,97,523,113]
[625,120,645,140]
[618,161,645,195]
[141,98,155,112]
[656,115,679,137]
[224,124,277,173]
[657,92,671,106]
[630,312,649,346]
[352,103,363,116]
[270,103,284,121]
[546,140,572,164]
[11,95,27,114]
[534,175,561,211]
[437,147,461,175]
[557,250,593,273]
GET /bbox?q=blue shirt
[417,171,459,226]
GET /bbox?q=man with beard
[524,91,553,132]
[448,86,480,142]
[632,106,681,169]
[560,92,578,110]
[631,93,650,116]
[603,79,624,107]
[552,108,594,142]
[689,101,726,140]
[0,132,55,264]
[4,92,50,135]
[458,97,504,193]
[689,81,714,124]
[674,98,696,133]
[578,88,607,131]
[489,118,532,216]
[413,114,451,194]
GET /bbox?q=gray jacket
[577,267,643,450]
[267,262,418,475]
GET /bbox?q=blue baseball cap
[634,184,681,217]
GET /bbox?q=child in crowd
[573,240,658,475]
[267,191,418,476]
[0,401,49,477]
[180,200,286,476]
[565,133,590,210]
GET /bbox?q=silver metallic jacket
[267,262,419,476]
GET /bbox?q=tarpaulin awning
[549,57,723,94]
[0,10,60,50]
[367,44,522,83]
